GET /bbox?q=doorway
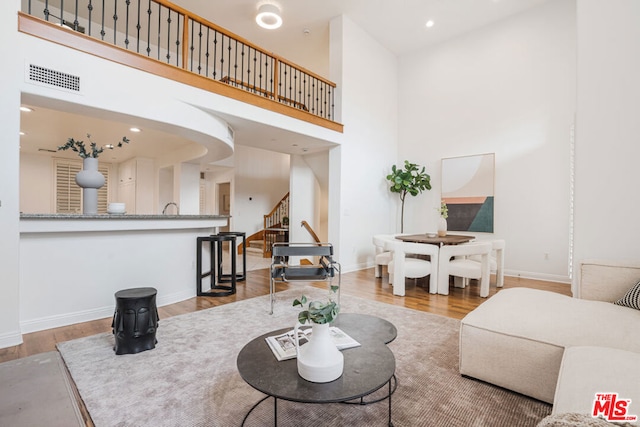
[217,182,231,232]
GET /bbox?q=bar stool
[112,287,159,355]
[196,234,237,297]
[217,231,247,282]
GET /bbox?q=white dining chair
[469,239,506,288]
[372,234,395,278]
[388,240,439,295]
[438,241,492,297]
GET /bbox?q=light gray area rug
[0,351,84,427]
[58,287,551,426]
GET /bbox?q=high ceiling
[19,0,550,165]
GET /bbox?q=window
[55,159,110,213]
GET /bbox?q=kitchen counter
[20,213,229,233]
[19,213,230,332]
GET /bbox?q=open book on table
[265,326,361,361]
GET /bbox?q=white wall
[329,16,399,272]
[573,0,640,266]
[177,163,201,214]
[19,153,52,213]
[0,0,22,348]
[232,145,290,236]
[289,154,321,243]
[398,0,576,282]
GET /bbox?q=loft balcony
[18,0,343,134]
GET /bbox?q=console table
[237,313,397,426]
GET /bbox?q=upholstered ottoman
[459,288,640,403]
[552,346,640,424]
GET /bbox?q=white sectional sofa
[459,260,640,423]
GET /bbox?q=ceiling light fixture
[130,127,142,132]
[426,20,435,28]
[256,4,282,30]
[20,106,33,112]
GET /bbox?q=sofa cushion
[615,280,640,311]
[552,346,640,426]
[462,288,640,353]
[460,288,640,403]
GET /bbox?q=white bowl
[108,203,126,214]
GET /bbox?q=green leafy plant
[58,134,130,158]
[293,285,339,324]
[386,160,432,232]
[439,201,448,219]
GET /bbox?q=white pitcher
[294,322,344,383]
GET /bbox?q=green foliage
[439,201,449,219]
[293,285,340,325]
[386,160,432,232]
[58,134,130,158]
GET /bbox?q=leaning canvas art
[441,153,495,233]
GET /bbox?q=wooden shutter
[55,159,110,214]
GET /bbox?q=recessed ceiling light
[20,131,25,136]
[20,106,33,112]
[256,4,282,30]
[130,127,141,132]
[426,20,435,28]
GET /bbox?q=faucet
[162,202,179,215]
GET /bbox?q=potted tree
[386,160,432,232]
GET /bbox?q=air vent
[28,64,80,92]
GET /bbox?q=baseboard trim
[0,330,24,349]
[20,289,195,334]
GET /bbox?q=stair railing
[20,0,338,123]
[300,220,321,243]
[263,192,289,257]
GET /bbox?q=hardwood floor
[0,267,571,364]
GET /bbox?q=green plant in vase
[293,285,340,325]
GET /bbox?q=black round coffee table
[237,313,397,426]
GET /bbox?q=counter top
[20,214,229,233]
[21,214,229,220]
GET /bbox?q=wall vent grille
[28,64,80,92]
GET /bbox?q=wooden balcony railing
[19,0,342,132]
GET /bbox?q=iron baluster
[227,37,231,80]
[189,19,194,71]
[165,8,171,62]
[212,30,217,79]
[156,2,161,60]
[240,44,244,87]
[124,0,130,49]
[205,27,210,76]
[197,22,203,74]
[219,34,224,79]
[87,1,93,36]
[136,0,141,53]
[175,12,181,67]
[43,0,49,21]
[101,0,106,40]
[233,40,238,83]
[60,0,64,26]
[74,0,79,32]
[113,0,118,45]
[145,0,151,55]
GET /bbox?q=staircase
[239,193,323,260]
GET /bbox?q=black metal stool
[196,234,237,297]
[217,231,247,282]
[112,287,159,355]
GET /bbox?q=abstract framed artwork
[441,153,495,233]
